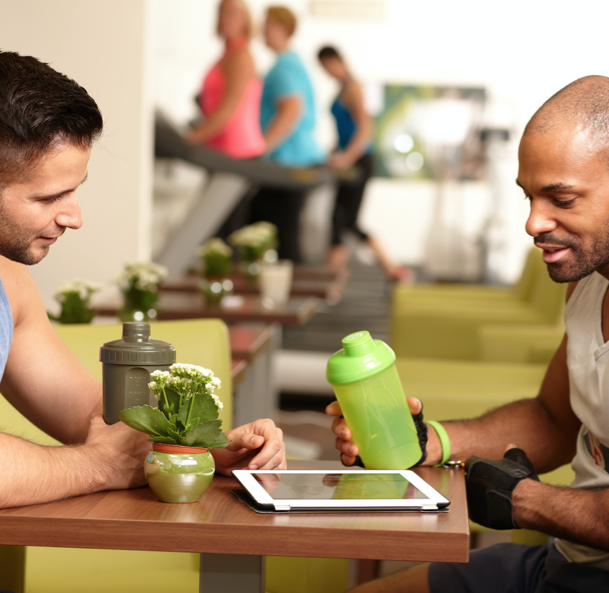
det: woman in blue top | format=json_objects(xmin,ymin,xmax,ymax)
[
  {"xmin": 318, "ymin": 46, "xmax": 409, "ymax": 281},
  {"xmin": 247, "ymin": 6, "xmax": 325, "ymax": 263}
]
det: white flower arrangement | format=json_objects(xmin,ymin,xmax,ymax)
[
  {"xmin": 49, "ymin": 278, "xmax": 104, "ymax": 324},
  {"xmin": 196, "ymin": 238, "xmax": 233, "ymax": 259},
  {"xmin": 54, "ymin": 279, "xmax": 103, "ymax": 302},
  {"xmin": 228, "ymin": 222, "xmax": 278, "ymax": 262},
  {"xmin": 116, "ymin": 261, "xmax": 168, "ymax": 292},
  {"xmin": 228, "ymin": 221, "xmax": 277, "ymax": 249},
  {"xmin": 120, "ymin": 362, "xmax": 228, "ymax": 449}
]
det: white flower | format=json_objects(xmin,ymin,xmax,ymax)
[
  {"xmin": 228, "ymin": 222, "xmax": 277, "ymax": 249},
  {"xmin": 197, "ymin": 238, "xmax": 233, "ymax": 258},
  {"xmin": 150, "ymin": 370, "xmax": 170, "ymax": 380},
  {"xmin": 54, "ymin": 278, "xmax": 103, "ymax": 302},
  {"xmin": 211, "ymin": 393, "xmax": 224, "ymax": 410},
  {"xmin": 116, "ymin": 261, "xmax": 168, "ymax": 292}
]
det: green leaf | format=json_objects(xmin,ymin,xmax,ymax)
[
  {"xmin": 181, "ymin": 420, "xmax": 225, "ymax": 448},
  {"xmin": 212, "ymin": 432, "xmax": 231, "ymax": 449},
  {"xmin": 119, "ymin": 405, "xmax": 173, "ymax": 437},
  {"xmin": 167, "ymin": 427, "xmax": 183, "ymax": 443},
  {"xmin": 177, "ymin": 393, "xmax": 219, "ymax": 429},
  {"xmin": 148, "ymin": 436, "xmax": 179, "ymax": 444}
]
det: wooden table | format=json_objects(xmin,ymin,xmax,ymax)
[
  {"xmin": 94, "ymin": 294, "xmax": 319, "ymax": 327},
  {"xmin": 161, "ymin": 267, "xmax": 349, "ymax": 304},
  {"xmin": 0, "ymin": 461, "xmax": 469, "ymax": 592}
]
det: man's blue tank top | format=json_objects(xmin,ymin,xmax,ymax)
[
  {"xmin": 330, "ymin": 97, "xmax": 372, "ymax": 154},
  {"xmin": 0, "ymin": 276, "xmax": 13, "ymax": 381}
]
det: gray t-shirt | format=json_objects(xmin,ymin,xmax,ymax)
[{"xmin": 556, "ymin": 272, "xmax": 609, "ymax": 568}]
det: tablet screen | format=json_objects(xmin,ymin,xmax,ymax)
[{"xmin": 253, "ymin": 472, "xmax": 428, "ymax": 500}]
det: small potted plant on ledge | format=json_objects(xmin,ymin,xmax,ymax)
[
  {"xmin": 120, "ymin": 363, "xmax": 229, "ymax": 503},
  {"xmin": 48, "ymin": 279, "xmax": 103, "ymax": 324},
  {"xmin": 196, "ymin": 238, "xmax": 234, "ymax": 305},
  {"xmin": 228, "ymin": 221, "xmax": 278, "ymax": 281},
  {"xmin": 116, "ymin": 261, "xmax": 168, "ymax": 322}
]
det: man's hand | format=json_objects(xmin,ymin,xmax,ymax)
[
  {"xmin": 85, "ymin": 414, "xmax": 151, "ymax": 491},
  {"xmin": 211, "ymin": 418, "xmax": 286, "ymax": 476},
  {"xmin": 326, "ymin": 397, "xmax": 429, "ymax": 466},
  {"xmin": 465, "ymin": 446, "xmax": 539, "ymax": 530},
  {"xmin": 327, "ymin": 151, "xmax": 352, "ymax": 171}
]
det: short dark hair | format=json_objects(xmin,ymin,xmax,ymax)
[
  {"xmin": 0, "ymin": 51, "xmax": 103, "ymax": 190},
  {"xmin": 317, "ymin": 46, "xmax": 342, "ymax": 62}
]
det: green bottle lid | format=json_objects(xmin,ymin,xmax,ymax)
[{"xmin": 326, "ymin": 330, "xmax": 396, "ymax": 385}]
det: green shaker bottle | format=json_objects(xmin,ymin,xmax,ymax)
[
  {"xmin": 326, "ymin": 331, "xmax": 422, "ymax": 469},
  {"xmin": 100, "ymin": 322, "xmax": 176, "ymax": 424}
]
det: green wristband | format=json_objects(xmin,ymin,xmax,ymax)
[{"xmin": 427, "ymin": 420, "xmax": 451, "ymax": 467}]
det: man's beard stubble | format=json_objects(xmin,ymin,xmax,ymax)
[
  {"xmin": 539, "ymin": 228, "xmax": 609, "ymax": 283},
  {"xmin": 0, "ymin": 203, "xmax": 49, "ymax": 266}
]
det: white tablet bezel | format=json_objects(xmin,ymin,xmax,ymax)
[{"xmin": 232, "ymin": 469, "xmax": 450, "ymax": 511}]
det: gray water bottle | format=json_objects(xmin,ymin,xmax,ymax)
[{"xmin": 100, "ymin": 322, "xmax": 176, "ymax": 424}]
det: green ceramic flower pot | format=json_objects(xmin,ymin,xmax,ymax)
[{"xmin": 144, "ymin": 443, "xmax": 215, "ymax": 503}]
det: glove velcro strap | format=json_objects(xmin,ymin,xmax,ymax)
[{"xmin": 466, "ymin": 456, "xmax": 538, "ymax": 530}]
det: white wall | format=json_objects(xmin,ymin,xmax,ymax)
[
  {"xmin": 0, "ymin": 0, "xmax": 154, "ymax": 311},
  {"xmin": 152, "ymin": 0, "xmax": 609, "ymax": 282}
]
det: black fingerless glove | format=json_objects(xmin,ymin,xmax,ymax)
[
  {"xmin": 341, "ymin": 406, "xmax": 429, "ymax": 468},
  {"xmin": 465, "ymin": 447, "xmax": 539, "ymax": 530}
]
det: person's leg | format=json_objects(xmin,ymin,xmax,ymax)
[
  {"xmin": 337, "ymin": 154, "xmax": 411, "ymax": 281},
  {"xmin": 248, "ymin": 186, "xmax": 306, "ymax": 263},
  {"xmin": 349, "ymin": 543, "xmax": 550, "ymax": 593},
  {"xmin": 350, "ymin": 563, "xmax": 430, "ymax": 593}
]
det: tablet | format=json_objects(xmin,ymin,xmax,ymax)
[{"xmin": 232, "ymin": 469, "xmax": 450, "ymax": 512}]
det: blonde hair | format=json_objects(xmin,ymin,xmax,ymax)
[
  {"xmin": 217, "ymin": 0, "xmax": 253, "ymax": 39},
  {"xmin": 266, "ymin": 6, "xmax": 297, "ymax": 37}
]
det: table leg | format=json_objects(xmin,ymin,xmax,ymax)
[{"xmin": 199, "ymin": 553, "xmax": 266, "ymax": 592}]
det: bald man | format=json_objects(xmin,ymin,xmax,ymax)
[{"xmin": 329, "ymin": 76, "xmax": 609, "ymax": 592}]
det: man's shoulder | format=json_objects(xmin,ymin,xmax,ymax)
[{"xmin": 0, "ymin": 256, "xmax": 40, "ymax": 324}]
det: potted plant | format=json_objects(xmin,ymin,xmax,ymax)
[
  {"xmin": 196, "ymin": 238, "xmax": 234, "ymax": 305},
  {"xmin": 119, "ymin": 363, "xmax": 229, "ymax": 503},
  {"xmin": 48, "ymin": 279, "xmax": 103, "ymax": 324},
  {"xmin": 228, "ymin": 221, "xmax": 278, "ymax": 281},
  {"xmin": 116, "ymin": 261, "xmax": 168, "ymax": 322}
]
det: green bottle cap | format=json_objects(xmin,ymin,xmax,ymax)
[{"xmin": 326, "ymin": 331, "xmax": 396, "ymax": 385}]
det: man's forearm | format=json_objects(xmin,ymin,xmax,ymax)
[
  {"xmin": 432, "ymin": 398, "xmax": 577, "ymax": 472},
  {"xmin": 0, "ymin": 432, "xmax": 106, "ymax": 509},
  {"xmin": 513, "ymin": 479, "xmax": 609, "ymax": 550}
]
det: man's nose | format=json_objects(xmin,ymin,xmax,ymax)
[
  {"xmin": 525, "ymin": 199, "xmax": 556, "ymax": 237},
  {"xmin": 55, "ymin": 195, "xmax": 82, "ymax": 230}
]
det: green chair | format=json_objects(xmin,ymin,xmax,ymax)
[
  {"xmin": 478, "ymin": 323, "xmax": 564, "ymax": 364},
  {"xmin": 391, "ymin": 252, "xmax": 567, "ymax": 361},
  {"xmin": 0, "ymin": 319, "xmax": 232, "ymax": 593},
  {"xmin": 393, "ymin": 248, "xmax": 542, "ymax": 305}
]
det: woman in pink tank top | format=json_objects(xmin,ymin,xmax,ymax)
[{"xmin": 185, "ymin": 0, "xmax": 265, "ymax": 159}]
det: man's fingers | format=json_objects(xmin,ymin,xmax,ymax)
[
  {"xmin": 331, "ymin": 416, "xmax": 351, "ymax": 441},
  {"xmin": 341, "ymin": 453, "xmax": 358, "ymax": 466},
  {"xmin": 325, "ymin": 401, "xmax": 342, "ymax": 417},
  {"xmin": 227, "ymin": 432, "xmax": 265, "ymax": 451},
  {"xmin": 248, "ymin": 440, "xmax": 285, "ymax": 470},
  {"xmin": 406, "ymin": 397, "xmax": 422, "ymax": 416},
  {"xmin": 335, "ymin": 436, "xmax": 358, "ymax": 458}
]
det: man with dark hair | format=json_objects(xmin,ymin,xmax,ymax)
[
  {"xmin": 0, "ymin": 51, "xmax": 286, "ymax": 510},
  {"xmin": 330, "ymin": 75, "xmax": 609, "ymax": 591}
]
